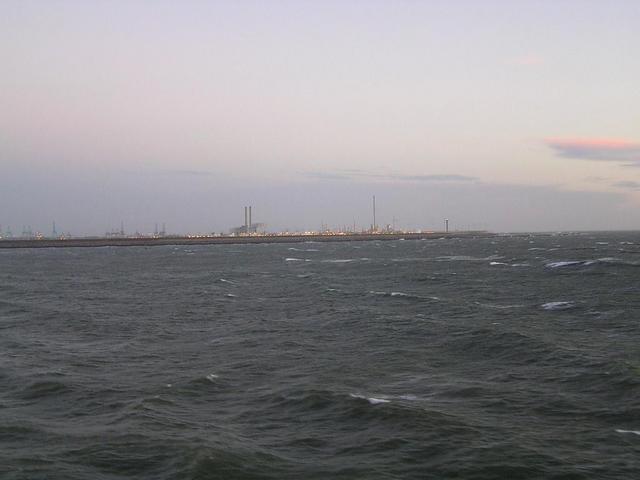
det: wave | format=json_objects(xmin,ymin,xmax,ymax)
[
  {"xmin": 368, "ymin": 291, "xmax": 437, "ymax": 301},
  {"xmin": 15, "ymin": 380, "xmax": 73, "ymax": 400},
  {"xmin": 476, "ymin": 302, "xmax": 524, "ymax": 310},
  {"xmin": 437, "ymin": 255, "xmax": 504, "ymax": 262},
  {"xmin": 390, "ymin": 257, "xmax": 429, "ymax": 263},
  {"xmin": 616, "ymin": 429, "xmax": 640, "ymax": 436},
  {"xmin": 261, "ymin": 388, "xmax": 457, "ymax": 434},
  {"xmin": 545, "ymin": 260, "xmax": 587, "ymax": 268},
  {"xmin": 546, "ymin": 258, "xmax": 640, "ymax": 269},
  {"xmin": 352, "ymin": 393, "xmax": 426, "ymax": 403},
  {"xmin": 398, "ymin": 394, "xmax": 420, "ymax": 401},
  {"xmin": 0, "ymin": 423, "xmax": 42, "ymax": 440},
  {"xmin": 180, "ymin": 374, "xmax": 228, "ymax": 395},
  {"xmin": 542, "ymin": 301, "xmax": 575, "ymax": 311},
  {"xmin": 442, "ymin": 328, "xmax": 566, "ymax": 366},
  {"xmin": 349, "ymin": 393, "xmax": 390, "ymax": 405},
  {"xmin": 183, "ymin": 445, "xmax": 292, "ymax": 480}
]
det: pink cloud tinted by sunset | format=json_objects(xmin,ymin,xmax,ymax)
[{"xmin": 545, "ymin": 138, "xmax": 640, "ymax": 165}]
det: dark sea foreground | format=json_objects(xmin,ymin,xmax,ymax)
[{"xmin": 1, "ymin": 232, "xmax": 639, "ymax": 479}]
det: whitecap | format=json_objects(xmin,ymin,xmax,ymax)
[
  {"xmin": 510, "ymin": 263, "xmax": 530, "ymax": 267},
  {"xmin": 542, "ymin": 301, "xmax": 575, "ymax": 310},
  {"xmin": 349, "ymin": 393, "xmax": 390, "ymax": 404},
  {"xmin": 595, "ymin": 257, "xmax": 620, "ymax": 264},
  {"xmin": 546, "ymin": 258, "xmax": 628, "ymax": 268},
  {"xmin": 615, "ymin": 429, "xmax": 640, "ymax": 436},
  {"xmin": 545, "ymin": 260, "xmax": 585, "ymax": 268},
  {"xmin": 224, "ymin": 293, "xmax": 237, "ymax": 298},
  {"xmin": 398, "ymin": 394, "xmax": 419, "ymax": 401},
  {"xmin": 369, "ymin": 290, "xmax": 411, "ymax": 298},
  {"xmin": 205, "ymin": 374, "xmax": 218, "ymax": 381},
  {"xmin": 219, "ymin": 278, "xmax": 235, "ymax": 284},
  {"xmin": 285, "ymin": 258, "xmax": 304, "ymax": 262},
  {"xmin": 489, "ymin": 261, "xmax": 508, "ymax": 266},
  {"xmin": 367, "ymin": 397, "xmax": 390, "ymax": 404},
  {"xmin": 321, "ymin": 259, "xmax": 355, "ymax": 263}
]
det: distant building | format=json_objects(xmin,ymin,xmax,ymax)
[
  {"xmin": 230, "ymin": 205, "xmax": 266, "ymax": 235},
  {"xmin": 230, "ymin": 223, "xmax": 266, "ymax": 236}
]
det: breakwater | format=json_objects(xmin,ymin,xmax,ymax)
[{"xmin": 0, "ymin": 231, "xmax": 491, "ymax": 249}]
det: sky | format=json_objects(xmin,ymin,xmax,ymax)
[{"xmin": 1, "ymin": 0, "xmax": 639, "ymax": 235}]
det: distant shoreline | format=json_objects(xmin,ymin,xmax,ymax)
[{"xmin": 0, "ymin": 231, "xmax": 492, "ymax": 249}]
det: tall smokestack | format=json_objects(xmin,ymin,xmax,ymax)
[
  {"xmin": 373, "ymin": 195, "xmax": 376, "ymax": 232},
  {"xmin": 249, "ymin": 206, "xmax": 252, "ymax": 230},
  {"xmin": 244, "ymin": 206, "xmax": 248, "ymax": 231}
]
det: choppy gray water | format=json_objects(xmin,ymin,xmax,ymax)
[{"xmin": 1, "ymin": 232, "xmax": 640, "ymax": 479}]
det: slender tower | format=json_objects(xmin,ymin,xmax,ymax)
[
  {"xmin": 249, "ymin": 206, "xmax": 252, "ymax": 232},
  {"xmin": 373, "ymin": 195, "xmax": 377, "ymax": 232},
  {"xmin": 244, "ymin": 207, "xmax": 248, "ymax": 233},
  {"xmin": 445, "ymin": 219, "xmax": 449, "ymax": 233}
]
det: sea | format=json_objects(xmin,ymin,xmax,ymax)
[{"xmin": 1, "ymin": 232, "xmax": 639, "ymax": 479}]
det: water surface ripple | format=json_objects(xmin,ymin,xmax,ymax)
[{"xmin": 1, "ymin": 232, "xmax": 639, "ymax": 479}]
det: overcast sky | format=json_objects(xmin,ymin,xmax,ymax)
[{"xmin": 1, "ymin": 0, "xmax": 639, "ymax": 235}]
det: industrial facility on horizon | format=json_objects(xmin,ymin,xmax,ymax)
[
  {"xmin": 230, "ymin": 206, "xmax": 266, "ymax": 236},
  {"xmin": 1, "ymin": 197, "xmax": 466, "ymax": 241}
]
